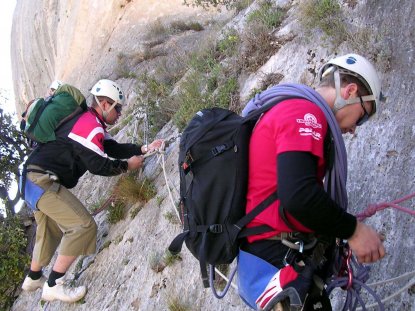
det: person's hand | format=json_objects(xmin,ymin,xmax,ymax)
[
  {"xmin": 145, "ymin": 139, "xmax": 164, "ymax": 153},
  {"xmin": 347, "ymin": 221, "xmax": 385, "ymax": 263},
  {"xmin": 127, "ymin": 155, "xmax": 144, "ymax": 171}
]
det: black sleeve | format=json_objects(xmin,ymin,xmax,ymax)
[
  {"xmin": 103, "ymin": 139, "xmax": 143, "ymax": 159},
  {"xmin": 73, "ymin": 141, "xmax": 129, "ymax": 177},
  {"xmin": 277, "ymin": 151, "xmax": 356, "ymax": 239}
]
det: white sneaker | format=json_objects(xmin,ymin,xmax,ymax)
[
  {"xmin": 21, "ymin": 275, "xmax": 47, "ymax": 291},
  {"xmin": 41, "ymin": 277, "xmax": 87, "ymax": 303}
]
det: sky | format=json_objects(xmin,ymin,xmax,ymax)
[
  {"xmin": 0, "ymin": 1, "xmax": 16, "ymax": 114},
  {"xmin": 1, "ymin": 1, "xmax": 20, "ymax": 214}
]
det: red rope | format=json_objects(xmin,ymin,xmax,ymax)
[
  {"xmin": 356, "ymin": 192, "xmax": 415, "ymax": 221},
  {"xmin": 91, "ymin": 194, "xmax": 116, "ymax": 216}
]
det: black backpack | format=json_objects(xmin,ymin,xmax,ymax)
[{"xmin": 168, "ymin": 95, "xmax": 301, "ymax": 292}]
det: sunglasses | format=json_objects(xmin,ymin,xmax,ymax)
[
  {"xmin": 356, "ymin": 96, "xmax": 370, "ymax": 126},
  {"xmin": 114, "ymin": 104, "xmax": 122, "ymax": 114}
]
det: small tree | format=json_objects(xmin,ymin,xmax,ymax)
[
  {"xmin": 0, "ymin": 107, "xmax": 29, "ymax": 217},
  {"xmin": 0, "ymin": 91, "xmax": 32, "ymax": 309}
]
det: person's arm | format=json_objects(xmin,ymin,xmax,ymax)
[
  {"xmin": 278, "ymin": 151, "xmax": 385, "ymax": 263},
  {"xmin": 103, "ymin": 139, "xmax": 143, "ymax": 159},
  {"xmin": 103, "ymin": 138, "xmax": 164, "ymax": 159},
  {"xmin": 277, "ymin": 151, "xmax": 356, "ymax": 238},
  {"xmin": 72, "ymin": 140, "xmax": 143, "ymax": 176}
]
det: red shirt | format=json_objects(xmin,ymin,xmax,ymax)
[{"xmin": 246, "ymin": 99, "xmax": 328, "ymax": 242}]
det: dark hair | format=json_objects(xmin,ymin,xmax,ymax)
[{"xmin": 318, "ymin": 68, "xmax": 370, "ymax": 96}]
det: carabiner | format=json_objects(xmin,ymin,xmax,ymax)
[{"xmin": 345, "ymin": 248, "xmax": 353, "ymax": 289}]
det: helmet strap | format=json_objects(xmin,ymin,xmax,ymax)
[
  {"xmin": 333, "ymin": 69, "xmax": 347, "ymax": 113},
  {"xmin": 95, "ymin": 95, "xmax": 109, "ymax": 122},
  {"xmin": 332, "ymin": 69, "xmax": 373, "ymax": 113}
]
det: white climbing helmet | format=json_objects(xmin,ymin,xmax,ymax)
[
  {"xmin": 90, "ymin": 79, "xmax": 124, "ymax": 105},
  {"xmin": 319, "ymin": 54, "xmax": 382, "ymax": 114},
  {"xmin": 49, "ymin": 80, "xmax": 63, "ymax": 90}
]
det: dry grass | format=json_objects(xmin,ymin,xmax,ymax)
[
  {"xmin": 166, "ymin": 296, "xmax": 190, "ymax": 311},
  {"xmin": 113, "ymin": 175, "xmax": 157, "ymax": 205},
  {"xmin": 238, "ymin": 23, "xmax": 281, "ymax": 72},
  {"xmin": 170, "ymin": 21, "xmax": 204, "ymax": 33}
]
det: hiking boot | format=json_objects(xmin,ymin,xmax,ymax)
[
  {"xmin": 41, "ymin": 277, "xmax": 87, "ymax": 303},
  {"xmin": 21, "ymin": 275, "xmax": 47, "ymax": 291},
  {"xmin": 256, "ymin": 261, "xmax": 314, "ymax": 311}
]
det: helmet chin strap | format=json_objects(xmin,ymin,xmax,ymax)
[
  {"xmin": 332, "ymin": 69, "xmax": 369, "ymax": 113},
  {"xmin": 95, "ymin": 96, "xmax": 109, "ymax": 123}
]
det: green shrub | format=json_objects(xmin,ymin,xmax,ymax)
[
  {"xmin": 172, "ymin": 71, "xmax": 209, "ymax": 130},
  {"xmin": 232, "ymin": 0, "xmax": 254, "ymax": 12},
  {"xmin": 172, "ymin": 42, "xmax": 240, "ymax": 129},
  {"xmin": 0, "ymin": 218, "xmax": 30, "ymax": 310},
  {"xmin": 217, "ymin": 32, "xmax": 240, "ymax": 57},
  {"xmin": 136, "ymin": 73, "xmax": 175, "ymax": 141},
  {"xmin": 238, "ymin": 2, "xmax": 287, "ymax": 72},
  {"xmin": 299, "ymin": 0, "xmax": 347, "ymax": 45},
  {"xmin": 216, "ymin": 77, "xmax": 238, "ymax": 108},
  {"xmin": 247, "ymin": 0, "xmax": 285, "ymax": 29},
  {"xmin": 107, "ymin": 200, "xmax": 126, "ymax": 224}
]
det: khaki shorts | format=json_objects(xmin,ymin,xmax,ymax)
[{"xmin": 28, "ymin": 166, "xmax": 97, "ymax": 266}]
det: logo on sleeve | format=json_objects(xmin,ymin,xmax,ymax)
[
  {"xmin": 296, "ymin": 113, "xmax": 322, "ymax": 141},
  {"xmin": 296, "ymin": 113, "xmax": 322, "ymax": 128}
]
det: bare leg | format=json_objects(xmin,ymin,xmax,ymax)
[
  {"xmin": 30, "ymin": 259, "xmax": 42, "ymax": 272},
  {"xmin": 52, "ymin": 255, "xmax": 77, "ymax": 273}
]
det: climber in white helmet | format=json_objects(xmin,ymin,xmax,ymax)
[
  {"xmin": 21, "ymin": 78, "xmax": 163, "ymax": 303},
  {"xmin": 46, "ymin": 80, "xmax": 63, "ymax": 97},
  {"xmin": 239, "ymin": 54, "xmax": 385, "ymax": 311}
]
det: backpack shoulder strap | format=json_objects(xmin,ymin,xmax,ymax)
[{"xmin": 236, "ymin": 191, "xmax": 278, "ymax": 239}]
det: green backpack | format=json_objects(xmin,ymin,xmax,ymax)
[{"xmin": 24, "ymin": 84, "xmax": 87, "ymax": 143}]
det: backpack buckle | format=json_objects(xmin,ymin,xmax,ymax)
[
  {"xmin": 211, "ymin": 144, "xmax": 227, "ymax": 157},
  {"xmin": 182, "ymin": 152, "xmax": 194, "ymax": 174},
  {"xmin": 209, "ymin": 224, "xmax": 223, "ymax": 233}
]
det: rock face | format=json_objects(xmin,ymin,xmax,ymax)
[
  {"xmin": 11, "ymin": 0, "xmax": 227, "ymax": 114},
  {"xmin": 10, "ymin": 1, "xmax": 415, "ymax": 311}
]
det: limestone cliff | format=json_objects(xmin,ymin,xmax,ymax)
[{"xmin": 10, "ymin": 0, "xmax": 415, "ymax": 310}]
